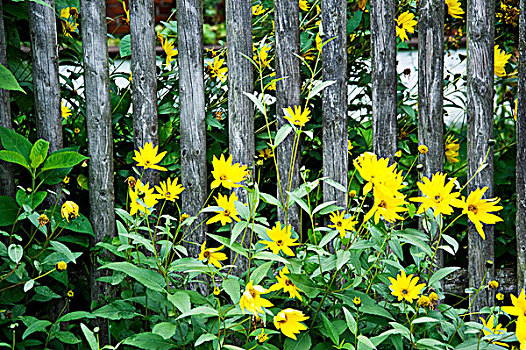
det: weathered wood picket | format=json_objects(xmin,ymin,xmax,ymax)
[{"xmin": 18, "ymin": 0, "xmax": 526, "ymax": 325}]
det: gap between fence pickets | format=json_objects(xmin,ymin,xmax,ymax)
[{"xmin": 443, "ymin": 267, "xmax": 516, "ymax": 295}]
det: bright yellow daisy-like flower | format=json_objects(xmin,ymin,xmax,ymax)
[
  {"xmin": 158, "ymin": 34, "xmax": 178, "ymax": 67},
  {"xmin": 240, "ymin": 280, "xmax": 274, "ymax": 316},
  {"xmin": 353, "ymin": 152, "xmax": 404, "ymax": 196},
  {"xmin": 206, "ymin": 192, "xmax": 241, "ymax": 226},
  {"xmin": 269, "ymin": 266, "xmax": 303, "ymax": 301},
  {"xmin": 210, "ymin": 154, "xmax": 248, "ymax": 189},
  {"xmin": 61, "ymin": 201, "xmax": 79, "ymax": 222},
  {"xmin": 258, "ymin": 148, "xmax": 273, "ymax": 160},
  {"xmin": 445, "ymin": 135, "xmax": 460, "ymax": 164},
  {"xmin": 253, "ymin": 44, "xmax": 272, "ymax": 68},
  {"xmin": 494, "ymin": 45, "xmax": 512, "ymax": 78},
  {"xmin": 502, "ymin": 289, "xmax": 526, "ymax": 317},
  {"xmin": 364, "ymin": 184, "xmax": 408, "ymax": 224},
  {"xmin": 133, "ymin": 142, "xmax": 167, "ymax": 171},
  {"xmin": 61, "ymin": 19, "xmax": 79, "ymax": 38},
  {"xmin": 388, "ymin": 269, "xmax": 426, "ymax": 303},
  {"xmin": 257, "ymin": 329, "xmax": 269, "ymax": 343},
  {"xmin": 252, "ymin": 4, "xmax": 266, "ymax": 16},
  {"xmin": 461, "ymin": 187, "xmax": 503, "ymax": 240},
  {"xmin": 260, "ymin": 222, "xmax": 299, "ymax": 256},
  {"xmin": 328, "ymin": 210, "xmax": 357, "ymax": 239},
  {"xmin": 299, "ymin": 0, "xmax": 309, "ymax": 11},
  {"xmin": 409, "ymin": 172, "xmax": 463, "ymax": 218},
  {"xmin": 198, "ymin": 241, "xmax": 227, "ymax": 269},
  {"xmin": 283, "ymin": 105, "xmax": 311, "ymax": 128},
  {"xmin": 129, "ymin": 180, "xmax": 158, "ymax": 216},
  {"xmin": 517, "ymin": 316, "xmax": 526, "ymax": 350},
  {"xmin": 56, "ymin": 261, "xmax": 68, "ymax": 271},
  {"xmin": 206, "ymin": 55, "xmax": 228, "ymax": 83},
  {"xmin": 273, "ymin": 308, "xmax": 309, "ymax": 340},
  {"xmin": 418, "ymin": 145, "xmax": 428, "ymax": 154},
  {"xmin": 445, "ymin": 0, "xmax": 464, "ymax": 19},
  {"xmin": 479, "ymin": 315, "xmax": 508, "ymax": 347},
  {"xmin": 154, "ymin": 177, "xmax": 185, "ymax": 202},
  {"xmin": 61, "ymin": 101, "xmax": 72, "ymax": 120},
  {"xmin": 395, "ymin": 11, "xmax": 417, "ymax": 42}
]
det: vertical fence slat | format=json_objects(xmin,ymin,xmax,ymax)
[
  {"xmin": 467, "ymin": 0, "xmax": 495, "ymax": 318},
  {"xmin": 0, "ymin": 0, "xmax": 14, "ymax": 198},
  {"xmin": 130, "ymin": 0, "xmax": 158, "ymax": 186},
  {"xmin": 370, "ymin": 0, "xmax": 397, "ymax": 159},
  {"xmin": 28, "ymin": 0, "xmax": 63, "ymax": 153},
  {"xmin": 226, "ymin": 0, "xmax": 253, "ymax": 271},
  {"xmin": 177, "ymin": 0, "xmax": 207, "ymax": 282},
  {"xmin": 275, "ymin": 0, "xmax": 301, "ymax": 232},
  {"xmin": 517, "ymin": 0, "xmax": 526, "ymax": 291},
  {"xmin": 322, "ymin": 0, "xmax": 348, "ymax": 210},
  {"xmin": 80, "ymin": 0, "xmax": 115, "ymax": 340}
]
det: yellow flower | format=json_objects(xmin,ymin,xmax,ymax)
[
  {"xmin": 429, "ymin": 292, "xmax": 439, "ymax": 303},
  {"xmin": 480, "ymin": 315, "xmax": 508, "ymax": 347},
  {"xmin": 210, "ymin": 154, "xmax": 248, "ymax": 189},
  {"xmin": 461, "ymin": 187, "xmax": 503, "ymax": 240},
  {"xmin": 240, "ymin": 280, "xmax": 273, "ymax": 316},
  {"xmin": 364, "ymin": 184, "xmax": 408, "ymax": 224},
  {"xmin": 496, "ymin": 293, "xmax": 505, "ymax": 301},
  {"xmin": 409, "ymin": 172, "xmax": 463, "ymax": 217},
  {"xmin": 502, "ymin": 289, "xmax": 526, "ymax": 317},
  {"xmin": 388, "ymin": 269, "xmax": 426, "ymax": 303},
  {"xmin": 269, "ymin": 266, "xmax": 303, "ymax": 301},
  {"xmin": 395, "ymin": 150, "xmax": 402, "ymax": 158},
  {"xmin": 445, "ymin": 0, "xmax": 464, "ymax": 19},
  {"xmin": 517, "ymin": 316, "xmax": 526, "ymax": 349},
  {"xmin": 445, "ymin": 135, "xmax": 460, "ymax": 164},
  {"xmin": 206, "ymin": 56, "xmax": 228, "ymax": 83},
  {"xmin": 61, "ymin": 201, "xmax": 79, "ymax": 222},
  {"xmin": 349, "ymin": 190, "xmax": 357, "ymax": 198},
  {"xmin": 257, "ymin": 329, "xmax": 269, "ymax": 343},
  {"xmin": 198, "ymin": 241, "xmax": 227, "ymax": 269},
  {"xmin": 417, "ymin": 295, "xmax": 431, "ymax": 307},
  {"xmin": 353, "ymin": 296, "xmax": 361, "ymax": 307},
  {"xmin": 124, "ymin": 176, "xmax": 136, "ymax": 188},
  {"xmin": 283, "ymin": 105, "xmax": 311, "ymax": 127},
  {"xmin": 418, "ymin": 145, "xmax": 428, "ymax": 154},
  {"xmin": 133, "ymin": 142, "xmax": 167, "ymax": 171},
  {"xmin": 61, "ymin": 101, "xmax": 72, "ymax": 119},
  {"xmin": 328, "ymin": 211, "xmax": 357, "ymax": 239},
  {"xmin": 67, "ymin": 290, "xmax": 74, "ymax": 298},
  {"xmin": 299, "ymin": 0, "xmax": 309, "ymax": 11},
  {"xmin": 74, "ymin": 128, "xmax": 80, "ymax": 134},
  {"xmin": 252, "ymin": 4, "xmax": 266, "ymax": 16},
  {"xmin": 38, "ymin": 214, "xmax": 49, "ymax": 227},
  {"xmin": 495, "ymin": 45, "xmax": 512, "ymax": 77},
  {"xmin": 273, "ymin": 308, "xmax": 309, "ymax": 340},
  {"xmin": 181, "ymin": 213, "xmax": 190, "ymax": 221},
  {"xmin": 56, "ymin": 261, "xmax": 68, "ymax": 271},
  {"xmin": 253, "ymin": 44, "xmax": 272, "ymax": 68},
  {"xmin": 489, "ymin": 280, "xmax": 499, "ymax": 289},
  {"xmin": 395, "ymin": 11, "xmax": 417, "ymax": 42},
  {"xmin": 60, "ymin": 7, "xmax": 71, "ymax": 20},
  {"xmin": 129, "ymin": 180, "xmax": 158, "ymax": 216},
  {"xmin": 154, "ymin": 177, "xmax": 185, "ymax": 202},
  {"xmin": 63, "ymin": 176, "xmax": 70, "ymax": 184},
  {"xmin": 348, "ymin": 140, "xmax": 353, "ymax": 155},
  {"xmin": 61, "ymin": 20, "xmax": 78, "ymax": 38},
  {"xmin": 353, "ymin": 152, "xmax": 404, "ymax": 196},
  {"xmin": 358, "ymin": 0, "xmax": 367, "ymax": 10},
  {"xmin": 159, "ymin": 34, "xmax": 178, "ymax": 67},
  {"xmin": 315, "ymin": 32, "xmax": 322, "ymax": 52},
  {"xmin": 260, "ymin": 222, "xmax": 299, "ymax": 256},
  {"xmin": 258, "ymin": 148, "xmax": 273, "ymax": 160},
  {"xmin": 206, "ymin": 192, "xmax": 241, "ymax": 226}
]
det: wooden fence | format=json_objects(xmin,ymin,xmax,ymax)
[{"xmin": 0, "ymin": 0, "xmax": 525, "ymax": 322}]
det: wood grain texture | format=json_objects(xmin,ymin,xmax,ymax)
[
  {"xmin": 130, "ymin": 0, "xmax": 159, "ymax": 187},
  {"xmin": 28, "ymin": 0, "xmax": 63, "ymax": 153},
  {"xmin": 177, "ymin": 0, "xmax": 207, "ymax": 287},
  {"xmin": 370, "ymin": 0, "xmax": 397, "ymax": 157},
  {"xmin": 322, "ymin": 0, "xmax": 348, "ymax": 211},
  {"xmin": 466, "ymin": 0, "xmax": 495, "ymax": 319},
  {"xmin": 80, "ymin": 0, "xmax": 115, "ymax": 328},
  {"xmin": 370, "ymin": 0, "xmax": 397, "ymax": 159},
  {"xmin": 517, "ymin": 0, "xmax": 526, "ymax": 291},
  {"xmin": 275, "ymin": 0, "xmax": 301, "ymax": 233},
  {"xmin": 226, "ymin": 0, "xmax": 254, "ymax": 273},
  {"xmin": 0, "ymin": 0, "xmax": 14, "ymax": 198}
]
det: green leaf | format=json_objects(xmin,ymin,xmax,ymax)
[
  {"xmin": 16, "ymin": 190, "xmax": 47, "ymax": 210},
  {"xmin": 0, "ymin": 150, "xmax": 30, "ymax": 169},
  {"xmin": 93, "ymin": 300, "xmax": 141, "ymax": 320},
  {"xmin": 8, "ymin": 244, "xmax": 23, "ymax": 264},
  {"xmin": 101, "ymin": 262, "xmax": 166, "ymax": 292},
  {"xmin": 321, "ymin": 313, "xmax": 339, "ymax": 345},
  {"xmin": 252, "ymin": 251, "xmax": 289, "ymax": 265},
  {"xmin": 223, "ymin": 278, "xmax": 241, "ymax": 303},
  {"xmin": 176, "ymin": 306, "xmax": 219, "ymax": 320},
  {"xmin": 58, "ymin": 311, "xmax": 95, "ymax": 323},
  {"xmin": 32, "ymin": 286, "xmax": 61, "ymax": 302},
  {"xmin": 41, "ymin": 151, "xmax": 88, "ymax": 171},
  {"xmin": 50, "ymin": 241, "xmax": 77, "ymax": 263},
  {"xmin": 0, "ymin": 127, "xmax": 32, "ymax": 159},
  {"xmin": 323, "ymin": 178, "xmax": 347, "ymax": 193},
  {"xmin": 243, "ymin": 91, "xmax": 266, "ymax": 116},
  {"xmin": 0, "ymin": 196, "xmax": 18, "ymax": 226},
  {"xmin": 152, "ymin": 322, "xmax": 177, "ymax": 340},
  {"xmin": 312, "ymin": 201, "xmax": 337, "ymax": 215},
  {"xmin": 360, "ymin": 303, "xmax": 394, "ymax": 320},
  {"xmin": 119, "ymin": 34, "xmax": 131, "ymax": 57},
  {"xmin": 307, "ymin": 80, "xmax": 336, "ymax": 100},
  {"xmin": 22, "ymin": 319, "xmax": 51, "ymax": 339},
  {"xmin": 336, "ymin": 250, "xmax": 350, "ymax": 271},
  {"xmin": 123, "ymin": 332, "xmax": 177, "ymax": 350},
  {"xmin": 288, "ymin": 274, "xmax": 322, "ymax": 298},
  {"xmin": 284, "ymin": 332, "xmax": 311, "ymax": 350},
  {"xmin": 412, "ymin": 317, "xmax": 440, "ymax": 324},
  {"xmin": 29, "ymin": 139, "xmax": 49, "ymax": 168},
  {"xmin": 207, "ymin": 233, "xmax": 248, "ymax": 258},
  {"xmin": 343, "ymin": 307, "xmax": 357, "ymax": 335},
  {"xmin": 195, "ymin": 333, "xmax": 217, "ymax": 346},
  {"xmin": 231, "ymin": 221, "xmax": 249, "ymax": 246},
  {"xmin": 167, "ymin": 291, "xmax": 191, "ymax": 314},
  {"xmin": 80, "ymin": 324, "xmax": 98, "ymax": 350},
  {"xmin": 0, "ymin": 63, "xmax": 24, "ymax": 92},
  {"xmin": 357, "ymin": 335, "xmax": 377, "ymax": 349},
  {"xmin": 250, "ymin": 261, "xmax": 272, "ymax": 285},
  {"xmin": 428, "ymin": 266, "xmax": 460, "ymax": 287},
  {"xmin": 57, "ymin": 213, "xmax": 94, "ymax": 236},
  {"xmin": 259, "ymin": 192, "xmax": 283, "ymax": 209},
  {"xmin": 274, "ymin": 124, "xmax": 293, "ymax": 148},
  {"xmin": 54, "ymin": 331, "xmax": 81, "ymax": 344}
]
